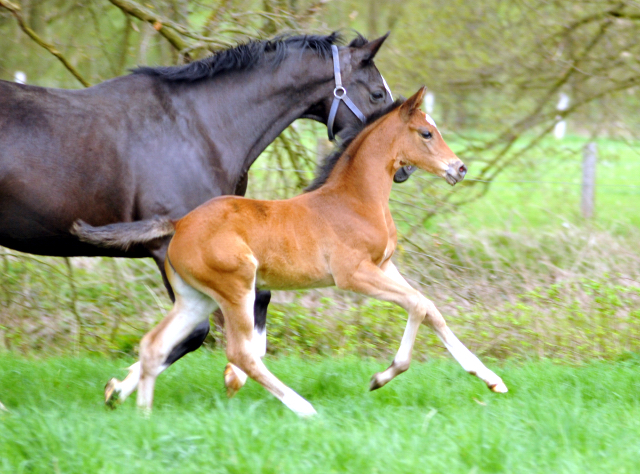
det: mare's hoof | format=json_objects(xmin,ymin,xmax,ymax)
[
  {"xmin": 104, "ymin": 378, "xmax": 121, "ymax": 409},
  {"xmin": 489, "ymin": 380, "xmax": 508, "ymax": 393},
  {"xmin": 224, "ymin": 364, "xmax": 243, "ymax": 398}
]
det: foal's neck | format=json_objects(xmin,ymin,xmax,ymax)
[{"xmin": 321, "ymin": 118, "xmax": 400, "ymax": 208}]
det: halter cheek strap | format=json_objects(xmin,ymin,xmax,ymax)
[
  {"xmin": 327, "ymin": 45, "xmax": 367, "ymax": 141},
  {"xmin": 326, "ymin": 45, "xmax": 411, "ymax": 182}
]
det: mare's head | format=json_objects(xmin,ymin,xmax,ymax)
[
  {"xmin": 302, "ymin": 33, "xmax": 393, "ymax": 133},
  {"xmin": 392, "ymin": 87, "xmax": 466, "ymax": 186}
]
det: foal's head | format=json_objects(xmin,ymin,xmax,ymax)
[{"xmin": 393, "ymin": 87, "xmax": 466, "ymax": 186}]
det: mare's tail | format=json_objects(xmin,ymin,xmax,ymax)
[{"xmin": 71, "ymin": 217, "xmax": 176, "ymax": 250}]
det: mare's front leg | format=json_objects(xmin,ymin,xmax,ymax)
[{"xmin": 336, "ymin": 260, "xmax": 507, "ymax": 393}]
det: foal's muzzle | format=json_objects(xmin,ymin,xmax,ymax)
[{"xmin": 445, "ymin": 161, "xmax": 467, "ymax": 186}]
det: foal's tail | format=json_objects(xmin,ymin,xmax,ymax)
[{"xmin": 71, "ymin": 217, "xmax": 176, "ymax": 250}]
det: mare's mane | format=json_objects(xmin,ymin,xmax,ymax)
[
  {"xmin": 133, "ymin": 33, "xmax": 368, "ymax": 83},
  {"xmin": 305, "ymin": 98, "xmax": 406, "ymax": 192}
]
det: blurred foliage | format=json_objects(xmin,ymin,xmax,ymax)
[{"xmin": 2, "ymin": 221, "xmax": 639, "ymax": 361}]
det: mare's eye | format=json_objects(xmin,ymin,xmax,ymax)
[
  {"xmin": 370, "ymin": 91, "xmax": 384, "ymax": 102},
  {"xmin": 419, "ymin": 130, "xmax": 432, "ymax": 139}
]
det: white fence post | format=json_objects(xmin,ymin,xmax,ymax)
[
  {"xmin": 423, "ymin": 91, "xmax": 435, "ymax": 115},
  {"xmin": 554, "ymin": 92, "xmax": 570, "ymax": 139},
  {"xmin": 581, "ymin": 142, "xmax": 597, "ymax": 219},
  {"xmin": 14, "ymin": 71, "xmax": 26, "ymax": 84}
]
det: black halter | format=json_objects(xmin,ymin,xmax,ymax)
[{"xmin": 326, "ymin": 45, "xmax": 394, "ymax": 141}]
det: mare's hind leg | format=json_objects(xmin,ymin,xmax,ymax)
[
  {"xmin": 224, "ymin": 290, "xmax": 270, "ymax": 397},
  {"xmin": 336, "ymin": 260, "xmax": 506, "ymax": 393},
  {"xmin": 136, "ymin": 272, "xmax": 217, "ymax": 411},
  {"xmin": 221, "ymin": 291, "xmax": 316, "ymax": 416}
]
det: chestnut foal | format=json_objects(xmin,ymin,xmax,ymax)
[{"xmin": 74, "ymin": 87, "xmax": 506, "ymax": 416}]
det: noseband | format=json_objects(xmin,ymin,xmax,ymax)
[{"xmin": 327, "ymin": 45, "xmax": 394, "ymax": 141}]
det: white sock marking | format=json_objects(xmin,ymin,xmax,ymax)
[
  {"xmin": 281, "ymin": 387, "xmax": 317, "ymax": 417},
  {"xmin": 116, "ymin": 362, "xmax": 141, "ymax": 401},
  {"xmin": 253, "ymin": 326, "xmax": 267, "ymax": 358}
]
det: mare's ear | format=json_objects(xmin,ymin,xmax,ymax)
[
  {"xmin": 399, "ymin": 86, "xmax": 427, "ymax": 122},
  {"xmin": 351, "ymin": 32, "xmax": 390, "ymax": 63}
]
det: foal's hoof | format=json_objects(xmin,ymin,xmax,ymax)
[
  {"xmin": 369, "ymin": 373, "xmax": 384, "ymax": 391},
  {"xmin": 104, "ymin": 378, "xmax": 122, "ymax": 409},
  {"xmin": 488, "ymin": 380, "xmax": 508, "ymax": 393},
  {"xmin": 224, "ymin": 364, "xmax": 244, "ymax": 398}
]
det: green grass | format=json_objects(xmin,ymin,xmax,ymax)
[{"xmin": 2, "ymin": 351, "xmax": 640, "ymax": 473}]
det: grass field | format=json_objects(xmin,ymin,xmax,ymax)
[{"xmin": 2, "ymin": 351, "xmax": 640, "ymax": 473}]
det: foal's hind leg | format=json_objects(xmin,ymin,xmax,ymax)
[
  {"xmin": 104, "ymin": 247, "xmax": 212, "ymax": 407},
  {"xmin": 336, "ymin": 260, "xmax": 506, "ymax": 393},
  {"xmin": 105, "ymin": 319, "xmax": 210, "ymax": 407},
  {"xmin": 224, "ymin": 290, "xmax": 270, "ymax": 397},
  {"xmin": 136, "ymin": 273, "xmax": 217, "ymax": 411},
  {"xmin": 104, "ymin": 290, "xmax": 270, "ymax": 406},
  {"xmin": 221, "ymin": 292, "xmax": 316, "ymax": 416}
]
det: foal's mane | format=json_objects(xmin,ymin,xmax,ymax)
[
  {"xmin": 305, "ymin": 99, "xmax": 405, "ymax": 192},
  {"xmin": 133, "ymin": 33, "xmax": 368, "ymax": 82}
]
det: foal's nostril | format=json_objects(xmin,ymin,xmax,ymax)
[{"xmin": 459, "ymin": 164, "xmax": 467, "ymax": 177}]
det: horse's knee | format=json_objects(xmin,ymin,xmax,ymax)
[
  {"xmin": 139, "ymin": 328, "xmax": 169, "ymax": 373},
  {"xmin": 393, "ymin": 358, "xmax": 411, "ymax": 374},
  {"xmin": 139, "ymin": 333, "xmax": 159, "ymax": 372},
  {"xmin": 225, "ymin": 340, "xmax": 245, "ymax": 366},
  {"xmin": 405, "ymin": 293, "xmax": 430, "ymax": 320},
  {"xmin": 226, "ymin": 338, "xmax": 256, "ymax": 373},
  {"xmin": 419, "ymin": 298, "xmax": 446, "ymax": 330}
]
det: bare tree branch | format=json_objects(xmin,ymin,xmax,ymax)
[
  {"xmin": 108, "ymin": 0, "xmax": 234, "ymax": 54},
  {"xmin": 0, "ymin": 0, "xmax": 91, "ymax": 87}
]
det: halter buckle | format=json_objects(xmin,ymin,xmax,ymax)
[{"xmin": 333, "ymin": 87, "xmax": 347, "ymax": 99}]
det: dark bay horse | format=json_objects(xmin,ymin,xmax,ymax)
[
  {"xmin": 0, "ymin": 32, "xmax": 399, "ymax": 407},
  {"xmin": 74, "ymin": 87, "xmax": 507, "ymax": 415}
]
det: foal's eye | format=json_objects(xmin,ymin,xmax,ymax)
[
  {"xmin": 370, "ymin": 90, "xmax": 385, "ymax": 102},
  {"xmin": 419, "ymin": 130, "xmax": 433, "ymax": 139}
]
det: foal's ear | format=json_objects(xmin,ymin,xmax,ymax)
[
  {"xmin": 352, "ymin": 32, "xmax": 390, "ymax": 63},
  {"xmin": 399, "ymin": 86, "xmax": 427, "ymax": 122}
]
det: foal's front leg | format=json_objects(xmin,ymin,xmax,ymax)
[{"xmin": 337, "ymin": 260, "xmax": 507, "ymax": 393}]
